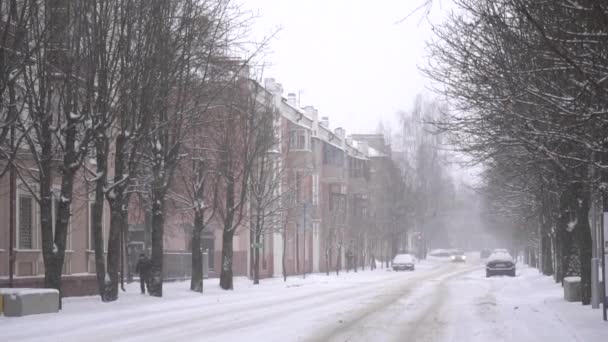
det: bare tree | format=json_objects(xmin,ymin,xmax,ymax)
[
  {"xmin": 212, "ymin": 78, "xmax": 275, "ymax": 289},
  {"xmin": 425, "ymin": 0, "xmax": 608, "ymax": 304}
]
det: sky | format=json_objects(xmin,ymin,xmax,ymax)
[{"xmin": 244, "ymin": 0, "xmax": 455, "ymax": 135}]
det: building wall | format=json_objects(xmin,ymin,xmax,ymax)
[{"xmin": 0, "ymin": 168, "xmax": 113, "ymax": 296}]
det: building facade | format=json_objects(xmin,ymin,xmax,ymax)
[{"xmin": 1, "ymin": 76, "xmax": 408, "ymax": 295}]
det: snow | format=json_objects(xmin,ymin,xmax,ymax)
[
  {"xmin": 393, "ymin": 254, "xmax": 414, "ymax": 263},
  {"xmin": 1, "ymin": 261, "xmax": 606, "ymax": 342},
  {"xmin": 0, "ymin": 288, "xmax": 59, "ymax": 296},
  {"xmin": 564, "ymin": 276, "xmax": 581, "ymax": 283},
  {"xmin": 487, "ymin": 252, "xmax": 514, "ymax": 263},
  {"xmin": 567, "ymin": 219, "xmax": 577, "ymax": 232},
  {"xmin": 52, "ymin": 243, "xmax": 58, "ymax": 253},
  {"xmin": 441, "ymin": 266, "xmax": 608, "ymax": 342}
]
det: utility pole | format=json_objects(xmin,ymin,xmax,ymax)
[
  {"xmin": 9, "ymin": 124, "xmax": 16, "ymax": 288},
  {"xmin": 590, "ymin": 189, "xmax": 600, "ymax": 309},
  {"xmin": 303, "ymin": 203, "xmax": 307, "ymax": 279}
]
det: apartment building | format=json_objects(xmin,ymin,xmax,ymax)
[{"xmin": 1, "ymin": 76, "xmax": 406, "ymax": 295}]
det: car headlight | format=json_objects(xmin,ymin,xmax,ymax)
[
  {"xmin": 451, "ymin": 256, "xmax": 455, "ymax": 260},
  {"xmin": 462, "ymin": 255, "xmax": 467, "ymax": 260}
]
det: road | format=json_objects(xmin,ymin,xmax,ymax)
[{"xmin": 2, "ymin": 258, "xmax": 606, "ymax": 342}]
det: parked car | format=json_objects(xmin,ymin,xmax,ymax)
[
  {"xmin": 480, "ymin": 249, "xmax": 491, "ymax": 259},
  {"xmin": 392, "ymin": 254, "xmax": 415, "ymax": 271},
  {"xmin": 486, "ymin": 251, "xmax": 516, "ymax": 277},
  {"xmin": 451, "ymin": 250, "xmax": 466, "ymax": 262}
]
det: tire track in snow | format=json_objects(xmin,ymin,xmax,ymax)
[
  {"xmin": 59, "ymin": 266, "xmax": 443, "ymax": 342},
  {"xmin": 129, "ymin": 265, "xmax": 454, "ymax": 342},
  {"xmin": 309, "ymin": 264, "xmax": 480, "ymax": 342}
]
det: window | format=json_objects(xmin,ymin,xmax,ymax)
[
  {"xmin": 352, "ymin": 194, "xmax": 368, "ymax": 218},
  {"xmin": 289, "ymin": 129, "xmax": 310, "ymax": 150},
  {"xmin": 349, "ymin": 157, "xmax": 368, "ymax": 178},
  {"xmin": 19, "ymin": 195, "xmax": 34, "ymax": 249},
  {"xmin": 88, "ymin": 197, "xmax": 106, "ymax": 251},
  {"xmin": 329, "ymin": 184, "xmax": 346, "ymax": 217},
  {"xmin": 322, "ymin": 142, "xmax": 344, "ymax": 166}
]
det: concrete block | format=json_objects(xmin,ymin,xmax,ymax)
[
  {"xmin": 0, "ymin": 288, "xmax": 59, "ymax": 317},
  {"xmin": 563, "ymin": 276, "xmax": 581, "ymax": 302}
]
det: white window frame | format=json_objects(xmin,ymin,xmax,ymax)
[
  {"xmin": 15, "ymin": 180, "xmax": 41, "ymax": 252},
  {"xmin": 16, "ymin": 187, "xmax": 37, "ymax": 250}
]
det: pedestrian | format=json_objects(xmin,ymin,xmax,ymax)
[
  {"xmin": 346, "ymin": 249, "xmax": 353, "ymax": 272},
  {"xmin": 135, "ymin": 253, "xmax": 150, "ymax": 294},
  {"xmin": 371, "ymin": 254, "xmax": 376, "ymax": 271}
]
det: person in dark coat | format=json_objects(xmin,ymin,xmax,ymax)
[
  {"xmin": 135, "ymin": 253, "xmax": 150, "ymax": 294},
  {"xmin": 346, "ymin": 249, "xmax": 354, "ymax": 272},
  {"xmin": 371, "ymin": 254, "xmax": 377, "ymax": 270}
]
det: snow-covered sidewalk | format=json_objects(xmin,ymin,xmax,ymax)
[{"xmin": 441, "ymin": 265, "xmax": 608, "ymax": 341}]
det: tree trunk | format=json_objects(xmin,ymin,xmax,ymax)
[
  {"xmin": 105, "ymin": 199, "xmax": 123, "ymax": 301},
  {"xmin": 92, "ymin": 176, "xmax": 109, "ymax": 301},
  {"xmin": 556, "ymin": 189, "xmax": 572, "ymax": 283},
  {"xmin": 220, "ymin": 228, "xmax": 235, "ymax": 290},
  {"xmin": 191, "ymin": 211, "xmax": 203, "ymax": 293},
  {"xmin": 541, "ymin": 224, "xmax": 554, "ymax": 276},
  {"xmin": 573, "ymin": 183, "xmax": 592, "ymax": 305},
  {"xmin": 253, "ymin": 232, "xmax": 260, "ymax": 285},
  {"xmin": 336, "ymin": 244, "xmax": 341, "ymax": 276},
  {"xmin": 325, "ymin": 249, "xmax": 330, "ymax": 276},
  {"xmin": 282, "ymin": 229, "xmax": 288, "ymax": 281},
  {"xmin": 148, "ymin": 193, "xmax": 164, "ymax": 297}
]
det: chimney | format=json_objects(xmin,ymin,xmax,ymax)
[
  {"xmin": 264, "ymin": 78, "xmax": 283, "ymax": 95},
  {"xmin": 334, "ymin": 127, "xmax": 345, "ymax": 139},
  {"xmin": 264, "ymin": 78, "xmax": 283, "ymax": 107},
  {"xmin": 358, "ymin": 141, "xmax": 369, "ymax": 156},
  {"xmin": 320, "ymin": 116, "xmax": 329, "ymax": 128},
  {"xmin": 287, "ymin": 93, "xmax": 297, "ymax": 107}
]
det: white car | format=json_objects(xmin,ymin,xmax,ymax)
[
  {"xmin": 486, "ymin": 251, "xmax": 516, "ymax": 277},
  {"xmin": 392, "ymin": 254, "xmax": 415, "ymax": 271}
]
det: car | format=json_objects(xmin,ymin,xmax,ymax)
[
  {"xmin": 429, "ymin": 249, "xmax": 452, "ymax": 258},
  {"xmin": 451, "ymin": 250, "xmax": 466, "ymax": 262},
  {"xmin": 486, "ymin": 251, "xmax": 516, "ymax": 277},
  {"xmin": 492, "ymin": 248, "xmax": 509, "ymax": 254},
  {"xmin": 480, "ymin": 249, "xmax": 491, "ymax": 259},
  {"xmin": 392, "ymin": 254, "xmax": 415, "ymax": 271}
]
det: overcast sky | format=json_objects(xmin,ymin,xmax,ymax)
[{"xmin": 245, "ymin": 0, "xmax": 454, "ymax": 135}]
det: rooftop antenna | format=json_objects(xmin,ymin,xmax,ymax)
[{"xmin": 298, "ymin": 89, "xmax": 304, "ymax": 108}]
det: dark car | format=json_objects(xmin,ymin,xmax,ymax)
[
  {"xmin": 486, "ymin": 251, "xmax": 516, "ymax": 277},
  {"xmin": 451, "ymin": 250, "xmax": 466, "ymax": 262},
  {"xmin": 392, "ymin": 254, "xmax": 415, "ymax": 271}
]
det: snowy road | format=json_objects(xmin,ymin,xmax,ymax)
[{"xmin": 2, "ymin": 258, "xmax": 607, "ymax": 342}]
